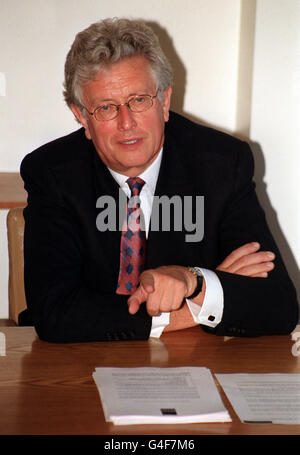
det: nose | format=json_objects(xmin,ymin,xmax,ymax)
[{"xmin": 117, "ymin": 104, "xmax": 137, "ymax": 131}]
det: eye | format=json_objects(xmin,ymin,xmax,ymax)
[
  {"xmin": 133, "ymin": 96, "xmax": 147, "ymax": 104},
  {"xmin": 98, "ymin": 104, "xmax": 113, "ymax": 112}
]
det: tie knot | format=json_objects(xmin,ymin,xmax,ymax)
[{"xmin": 126, "ymin": 177, "xmax": 145, "ymax": 196}]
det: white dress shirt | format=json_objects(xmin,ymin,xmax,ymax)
[{"xmin": 108, "ymin": 148, "xmax": 224, "ymax": 337}]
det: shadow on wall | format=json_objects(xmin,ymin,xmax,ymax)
[
  {"xmin": 147, "ymin": 20, "xmax": 186, "ymax": 116},
  {"xmin": 148, "ymin": 20, "xmax": 300, "ymax": 315},
  {"xmin": 250, "ymin": 141, "xmax": 300, "ymax": 310}
]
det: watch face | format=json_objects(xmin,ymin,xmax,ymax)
[{"xmin": 189, "ymin": 267, "xmax": 202, "ymax": 277}]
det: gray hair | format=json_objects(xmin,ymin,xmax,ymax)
[{"xmin": 63, "ymin": 17, "xmax": 173, "ymax": 109}]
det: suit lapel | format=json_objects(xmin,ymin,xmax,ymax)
[
  {"xmin": 146, "ymin": 128, "xmax": 200, "ymax": 268},
  {"xmin": 92, "ymin": 147, "xmax": 123, "ymax": 272}
]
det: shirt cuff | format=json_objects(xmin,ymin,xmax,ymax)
[
  {"xmin": 186, "ymin": 268, "xmax": 224, "ymax": 328},
  {"xmin": 150, "ymin": 311, "xmax": 170, "ymax": 338}
]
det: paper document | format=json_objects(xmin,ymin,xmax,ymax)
[
  {"xmin": 216, "ymin": 374, "xmax": 300, "ymax": 424},
  {"xmin": 93, "ymin": 367, "xmax": 231, "ymax": 425}
]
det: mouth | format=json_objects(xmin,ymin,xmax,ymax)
[
  {"xmin": 121, "ymin": 139, "xmax": 139, "ymax": 145},
  {"xmin": 118, "ymin": 137, "xmax": 143, "ymax": 149}
]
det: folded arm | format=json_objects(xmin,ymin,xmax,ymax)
[
  {"xmin": 128, "ymin": 242, "xmax": 277, "ymax": 333},
  {"xmin": 129, "ymin": 142, "xmax": 298, "ymax": 337}
]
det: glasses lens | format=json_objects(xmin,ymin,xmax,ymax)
[
  {"xmin": 94, "ymin": 104, "xmax": 118, "ymax": 121},
  {"xmin": 129, "ymin": 95, "xmax": 152, "ymax": 113}
]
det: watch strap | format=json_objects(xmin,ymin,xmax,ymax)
[{"xmin": 186, "ymin": 267, "xmax": 203, "ymax": 300}]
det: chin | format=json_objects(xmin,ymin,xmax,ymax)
[{"xmin": 121, "ymin": 154, "xmax": 152, "ymax": 169}]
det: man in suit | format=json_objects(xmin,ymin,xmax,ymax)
[{"xmin": 19, "ymin": 18, "xmax": 298, "ymax": 342}]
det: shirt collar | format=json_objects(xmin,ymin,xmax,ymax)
[{"xmin": 108, "ymin": 147, "xmax": 163, "ymax": 195}]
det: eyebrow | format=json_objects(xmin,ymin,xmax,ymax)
[{"xmin": 90, "ymin": 92, "xmax": 151, "ymax": 106}]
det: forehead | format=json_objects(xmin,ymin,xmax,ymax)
[{"xmin": 82, "ymin": 56, "xmax": 156, "ymax": 105}]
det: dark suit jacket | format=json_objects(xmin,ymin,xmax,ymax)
[{"xmin": 19, "ymin": 111, "xmax": 298, "ymax": 342}]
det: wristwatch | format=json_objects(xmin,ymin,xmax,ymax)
[{"xmin": 186, "ymin": 267, "xmax": 203, "ymax": 299}]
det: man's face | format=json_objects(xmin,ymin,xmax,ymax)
[{"xmin": 72, "ymin": 55, "xmax": 172, "ymax": 177}]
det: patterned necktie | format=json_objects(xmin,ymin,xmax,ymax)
[{"xmin": 116, "ymin": 177, "xmax": 146, "ymax": 295}]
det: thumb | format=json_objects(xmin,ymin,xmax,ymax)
[
  {"xmin": 139, "ymin": 270, "xmax": 155, "ymax": 294},
  {"xmin": 127, "ymin": 272, "xmax": 155, "ymax": 315}
]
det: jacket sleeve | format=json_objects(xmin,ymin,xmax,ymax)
[
  {"xmin": 20, "ymin": 154, "xmax": 152, "ymax": 343},
  {"xmin": 203, "ymin": 141, "xmax": 298, "ymax": 337}
]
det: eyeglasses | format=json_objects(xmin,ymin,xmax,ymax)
[{"xmin": 84, "ymin": 92, "xmax": 158, "ymax": 122}]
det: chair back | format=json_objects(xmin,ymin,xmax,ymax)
[{"xmin": 7, "ymin": 207, "xmax": 27, "ymax": 324}]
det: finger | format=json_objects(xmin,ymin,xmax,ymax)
[
  {"xmin": 127, "ymin": 272, "xmax": 156, "ymax": 315},
  {"xmin": 146, "ymin": 284, "xmax": 184, "ymax": 317},
  {"xmin": 127, "ymin": 295, "xmax": 142, "ymax": 315},
  {"xmin": 226, "ymin": 252, "xmax": 275, "ymax": 274},
  {"xmin": 234, "ymin": 261, "xmax": 274, "ymax": 276},
  {"xmin": 146, "ymin": 295, "xmax": 162, "ymax": 317},
  {"xmin": 252, "ymin": 272, "xmax": 268, "ymax": 278},
  {"xmin": 127, "ymin": 284, "xmax": 149, "ymax": 315},
  {"xmin": 217, "ymin": 242, "xmax": 261, "ymax": 269},
  {"xmin": 139, "ymin": 271, "xmax": 155, "ymax": 294},
  {"xmin": 145, "ymin": 285, "xmax": 169, "ymax": 316}
]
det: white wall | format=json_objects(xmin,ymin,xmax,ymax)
[
  {"xmin": 0, "ymin": 0, "xmax": 241, "ymax": 171},
  {"xmin": 0, "ymin": 0, "xmax": 299, "ymax": 317},
  {"xmin": 250, "ymin": 0, "xmax": 300, "ymax": 300}
]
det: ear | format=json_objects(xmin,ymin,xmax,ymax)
[
  {"xmin": 70, "ymin": 104, "xmax": 92, "ymax": 139},
  {"xmin": 162, "ymin": 87, "xmax": 172, "ymax": 122}
]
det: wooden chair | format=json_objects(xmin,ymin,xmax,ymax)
[{"xmin": 6, "ymin": 207, "xmax": 27, "ymax": 324}]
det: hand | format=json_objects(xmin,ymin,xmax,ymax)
[
  {"xmin": 127, "ymin": 265, "xmax": 197, "ymax": 316},
  {"xmin": 216, "ymin": 242, "xmax": 275, "ymax": 277}
]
